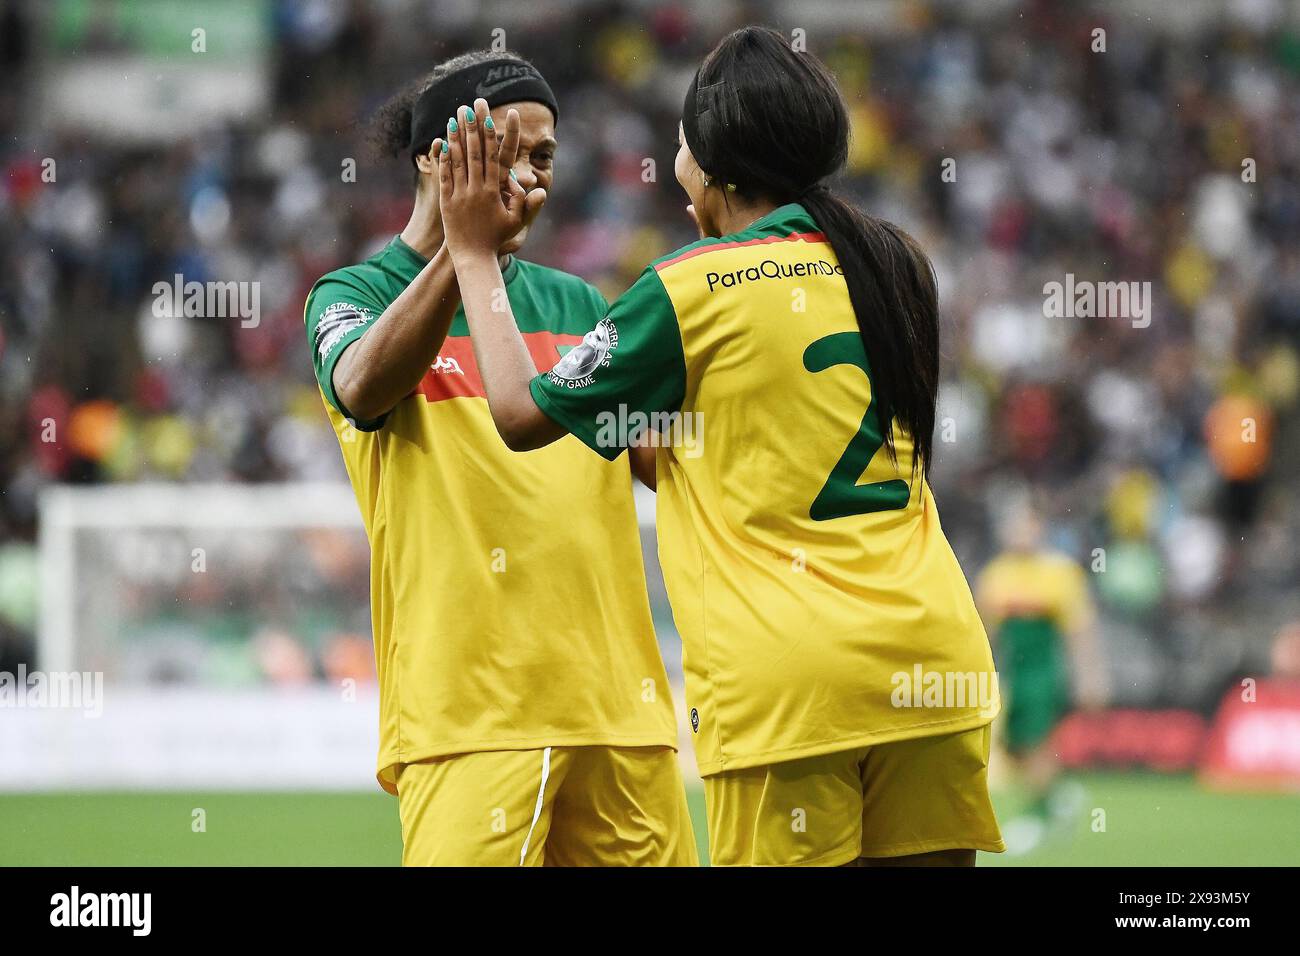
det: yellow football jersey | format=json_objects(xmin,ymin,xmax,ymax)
[
  {"xmin": 306, "ymin": 239, "xmax": 678, "ymax": 793},
  {"xmin": 977, "ymin": 550, "xmax": 1093, "ymax": 636},
  {"xmin": 531, "ymin": 204, "xmax": 998, "ymax": 776}
]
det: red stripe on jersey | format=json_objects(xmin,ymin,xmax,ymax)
[
  {"xmin": 412, "ymin": 330, "xmax": 585, "ymax": 404},
  {"xmin": 653, "ymin": 230, "xmax": 828, "ymax": 272}
]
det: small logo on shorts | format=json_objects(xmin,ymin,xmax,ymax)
[{"xmin": 690, "ymin": 707, "xmax": 699, "ymax": 733}]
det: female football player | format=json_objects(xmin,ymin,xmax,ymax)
[{"xmin": 436, "ymin": 27, "xmax": 1004, "ymax": 866}]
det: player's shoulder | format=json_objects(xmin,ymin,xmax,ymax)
[
  {"xmin": 304, "ymin": 255, "xmax": 391, "ymax": 326},
  {"xmin": 1033, "ymin": 548, "xmax": 1086, "ymax": 582},
  {"xmin": 513, "ymin": 258, "xmax": 605, "ymax": 303},
  {"xmin": 988, "ymin": 547, "xmax": 1078, "ymax": 570},
  {"xmin": 650, "ymin": 234, "xmax": 726, "ymax": 272},
  {"xmin": 978, "ymin": 551, "xmax": 1015, "ymax": 580},
  {"xmin": 321, "ymin": 239, "xmax": 403, "ymax": 286},
  {"xmin": 309, "ymin": 262, "xmax": 366, "ymax": 296},
  {"xmin": 650, "ymin": 202, "xmax": 821, "ymax": 278},
  {"xmin": 1039, "ymin": 547, "xmax": 1081, "ymax": 567},
  {"xmin": 509, "ymin": 259, "xmax": 613, "ymax": 335}
]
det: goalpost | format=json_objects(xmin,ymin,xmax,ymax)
[
  {"xmin": 38, "ymin": 482, "xmax": 365, "ymax": 675},
  {"xmin": 16, "ymin": 483, "xmax": 376, "ymax": 790},
  {"xmin": 15, "ymin": 481, "xmax": 680, "ymax": 790}
]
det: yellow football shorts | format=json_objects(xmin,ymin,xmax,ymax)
[
  {"xmin": 704, "ymin": 725, "xmax": 1005, "ymax": 866},
  {"xmin": 396, "ymin": 745, "xmax": 698, "ymax": 866}
]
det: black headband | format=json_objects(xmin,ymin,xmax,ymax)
[
  {"xmin": 682, "ymin": 69, "xmax": 823, "ymax": 201},
  {"xmin": 681, "ymin": 70, "xmax": 722, "ymax": 178},
  {"xmin": 408, "ymin": 57, "xmax": 558, "ymax": 165}
]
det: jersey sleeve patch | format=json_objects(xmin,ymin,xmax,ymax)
[
  {"xmin": 304, "ymin": 278, "xmax": 386, "ymax": 430},
  {"xmin": 529, "ymin": 267, "xmax": 687, "ymax": 461},
  {"xmin": 545, "ymin": 317, "xmax": 618, "ymax": 389},
  {"xmin": 314, "ymin": 301, "xmax": 374, "ymax": 363}
]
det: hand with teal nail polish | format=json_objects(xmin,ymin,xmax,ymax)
[{"xmin": 437, "ymin": 100, "xmax": 543, "ymax": 264}]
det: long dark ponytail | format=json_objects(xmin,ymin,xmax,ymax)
[{"xmin": 684, "ymin": 27, "xmax": 939, "ymax": 477}]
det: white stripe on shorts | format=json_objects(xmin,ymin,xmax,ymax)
[{"xmin": 519, "ymin": 746, "xmax": 553, "ymax": 866}]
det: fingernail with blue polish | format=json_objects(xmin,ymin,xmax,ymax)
[
  {"xmin": 441, "ymin": 140, "xmax": 449, "ymax": 154},
  {"xmin": 509, "ymin": 169, "xmax": 518, "ymax": 181},
  {"xmin": 448, "ymin": 117, "xmax": 457, "ymax": 133},
  {"xmin": 484, "ymin": 116, "xmax": 494, "ymax": 131},
  {"xmin": 465, "ymin": 108, "xmax": 475, "ymax": 124}
]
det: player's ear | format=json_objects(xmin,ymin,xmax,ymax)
[{"xmin": 416, "ymin": 146, "xmax": 448, "ymax": 203}]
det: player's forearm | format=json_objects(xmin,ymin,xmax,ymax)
[
  {"xmin": 453, "ymin": 252, "xmax": 564, "ymax": 451},
  {"xmin": 332, "ymin": 245, "xmax": 461, "ymax": 421},
  {"xmin": 629, "ymin": 443, "xmax": 656, "ymax": 490}
]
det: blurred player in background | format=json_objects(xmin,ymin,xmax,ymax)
[
  {"xmin": 438, "ymin": 27, "xmax": 1003, "ymax": 866},
  {"xmin": 977, "ymin": 502, "xmax": 1108, "ymax": 854},
  {"xmin": 303, "ymin": 52, "xmax": 695, "ymax": 866}
]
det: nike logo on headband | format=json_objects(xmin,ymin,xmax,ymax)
[{"xmin": 475, "ymin": 65, "xmax": 542, "ymax": 99}]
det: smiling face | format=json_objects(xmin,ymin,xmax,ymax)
[
  {"xmin": 415, "ymin": 98, "xmax": 555, "ymax": 254},
  {"xmin": 491, "ymin": 100, "xmax": 555, "ymax": 254}
]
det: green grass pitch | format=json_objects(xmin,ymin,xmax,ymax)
[{"xmin": 1, "ymin": 774, "xmax": 1294, "ymax": 866}]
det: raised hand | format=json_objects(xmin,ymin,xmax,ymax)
[{"xmin": 436, "ymin": 100, "xmax": 546, "ymax": 263}]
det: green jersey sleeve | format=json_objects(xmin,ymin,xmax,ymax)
[
  {"xmin": 586, "ymin": 282, "xmax": 610, "ymax": 316},
  {"xmin": 304, "ymin": 275, "xmax": 386, "ymax": 431},
  {"xmin": 529, "ymin": 266, "xmax": 687, "ymax": 461}
]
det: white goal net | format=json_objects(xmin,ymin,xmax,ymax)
[
  {"xmin": 7, "ymin": 483, "xmax": 377, "ymax": 790},
  {"xmin": 8, "ymin": 482, "xmax": 684, "ymax": 790}
]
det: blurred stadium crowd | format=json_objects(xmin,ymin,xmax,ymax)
[{"xmin": 1, "ymin": 1, "xmax": 1298, "ymax": 707}]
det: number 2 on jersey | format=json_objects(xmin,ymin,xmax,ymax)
[{"xmin": 802, "ymin": 332, "xmax": 911, "ymax": 521}]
